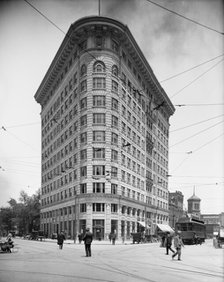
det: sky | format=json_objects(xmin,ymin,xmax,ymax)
[{"xmin": 0, "ymin": 0, "xmax": 223, "ymax": 214}]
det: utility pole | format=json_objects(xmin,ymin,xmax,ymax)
[{"xmin": 98, "ymin": 0, "xmax": 101, "ymax": 16}]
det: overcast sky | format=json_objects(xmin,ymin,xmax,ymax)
[{"xmin": 0, "ymin": 0, "xmax": 223, "ymax": 214}]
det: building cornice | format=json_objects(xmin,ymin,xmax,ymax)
[{"xmin": 34, "ymin": 16, "xmax": 175, "ymax": 116}]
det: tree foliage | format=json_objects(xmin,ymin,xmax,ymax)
[{"xmin": 0, "ymin": 189, "xmax": 40, "ymax": 236}]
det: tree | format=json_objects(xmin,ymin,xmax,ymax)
[
  {"xmin": 0, "ymin": 189, "xmax": 40, "ymax": 236},
  {"xmin": 0, "ymin": 207, "xmax": 13, "ymax": 236}
]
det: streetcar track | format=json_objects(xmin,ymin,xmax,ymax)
[
  {"xmin": 0, "ymin": 269, "xmax": 115, "ymax": 282},
  {"xmin": 95, "ymin": 245, "xmax": 224, "ymax": 280}
]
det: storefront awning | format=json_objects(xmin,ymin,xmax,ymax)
[
  {"xmin": 157, "ymin": 224, "xmax": 174, "ymax": 233},
  {"xmin": 137, "ymin": 221, "xmax": 150, "ymax": 228}
]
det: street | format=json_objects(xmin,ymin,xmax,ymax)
[{"xmin": 0, "ymin": 238, "xmax": 223, "ymax": 282}]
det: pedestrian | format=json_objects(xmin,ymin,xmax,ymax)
[
  {"xmin": 193, "ymin": 232, "xmax": 199, "ymax": 245},
  {"xmin": 5, "ymin": 233, "xmax": 14, "ymax": 252},
  {"xmin": 57, "ymin": 231, "xmax": 65, "ymax": 250},
  {"xmin": 165, "ymin": 232, "xmax": 175, "ymax": 255},
  {"xmin": 161, "ymin": 234, "xmax": 166, "ymax": 247},
  {"xmin": 78, "ymin": 233, "xmax": 82, "ymax": 244},
  {"xmin": 111, "ymin": 232, "xmax": 116, "ymax": 245},
  {"xmin": 83, "ymin": 228, "xmax": 93, "ymax": 257},
  {"xmin": 172, "ymin": 231, "xmax": 184, "ymax": 261}
]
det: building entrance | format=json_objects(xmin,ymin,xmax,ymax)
[{"xmin": 93, "ymin": 219, "xmax": 104, "ymax": 240}]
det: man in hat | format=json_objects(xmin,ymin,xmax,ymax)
[
  {"xmin": 165, "ymin": 232, "xmax": 175, "ymax": 255},
  {"xmin": 172, "ymin": 231, "xmax": 184, "ymax": 261},
  {"xmin": 83, "ymin": 228, "xmax": 93, "ymax": 257},
  {"xmin": 57, "ymin": 231, "xmax": 65, "ymax": 250}
]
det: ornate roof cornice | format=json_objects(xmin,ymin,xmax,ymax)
[{"xmin": 34, "ymin": 16, "xmax": 175, "ymax": 116}]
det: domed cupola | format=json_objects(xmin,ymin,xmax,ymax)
[{"xmin": 187, "ymin": 187, "xmax": 201, "ymax": 218}]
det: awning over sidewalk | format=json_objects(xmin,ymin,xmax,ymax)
[
  {"xmin": 137, "ymin": 221, "xmax": 150, "ymax": 228},
  {"xmin": 156, "ymin": 224, "xmax": 174, "ymax": 233}
]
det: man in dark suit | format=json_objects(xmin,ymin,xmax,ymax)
[{"xmin": 83, "ymin": 228, "xmax": 93, "ymax": 257}]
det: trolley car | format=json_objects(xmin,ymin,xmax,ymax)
[{"xmin": 175, "ymin": 216, "xmax": 206, "ymax": 244}]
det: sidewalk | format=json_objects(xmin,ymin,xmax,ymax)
[{"xmin": 44, "ymin": 238, "xmax": 133, "ymax": 245}]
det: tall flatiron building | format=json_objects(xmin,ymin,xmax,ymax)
[{"xmin": 35, "ymin": 16, "xmax": 175, "ymax": 240}]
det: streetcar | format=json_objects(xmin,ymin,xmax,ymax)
[{"xmin": 175, "ymin": 216, "xmax": 206, "ymax": 244}]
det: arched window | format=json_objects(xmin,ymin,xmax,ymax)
[
  {"xmin": 112, "ymin": 65, "xmax": 118, "ymax": 76},
  {"xmin": 80, "ymin": 64, "xmax": 87, "ymax": 77},
  {"xmin": 93, "ymin": 61, "xmax": 105, "ymax": 73}
]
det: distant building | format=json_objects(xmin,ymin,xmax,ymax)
[
  {"xmin": 168, "ymin": 191, "xmax": 184, "ymax": 228},
  {"xmin": 187, "ymin": 189, "xmax": 201, "ymax": 219},
  {"xmin": 34, "ymin": 16, "xmax": 175, "ymax": 240},
  {"xmin": 201, "ymin": 213, "xmax": 224, "ymax": 238}
]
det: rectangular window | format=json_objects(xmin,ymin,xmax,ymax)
[
  {"xmin": 111, "ymin": 166, "xmax": 118, "ymax": 178},
  {"xmin": 112, "ymin": 80, "xmax": 118, "ymax": 93},
  {"xmin": 111, "ymin": 204, "xmax": 118, "ymax": 213},
  {"xmin": 121, "ymin": 121, "xmax": 126, "ymax": 133},
  {"xmin": 111, "ymin": 115, "xmax": 118, "ymax": 128},
  {"xmin": 122, "ymin": 89, "xmax": 126, "ymax": 100},
  {"xmin": 122, "ymin": 105, "xmax": 126, "ymax": 117},
  {"xmin": 127, "ymin": 173, "xmax": 131, "ymax": 184},
  {"xmin": 93, "ymin": 77, "xmax": 106, "ymax": 89},
  {"xmin": 80, "ymin": 132, "xmax": 87, "ymax": 144},
  {"xmin": 93, "ymin": 165, "xmax": 105, "ymax": 176},
  {"xmin": 93, "ymin": 131, "xmax": 105, "ymax": 142},
  {"xmin": 111, "ymin": 132, "xmax": 118, "ymax": 145},
  {"xmin": 93, "ymin": 148, "xmax": 105, "ymax": 159},
  {"xmin": 80, "ymin": 149, "xmax": 87, "ymax": 161},
  {"xmin": 80, "ymin": 203, "xmax": 86, "ymax": 213},
  {"xmin": 111, "ymin": 98, "xmax": 118, "ymax": 111},
  {"xmin": 111, "ymin": 184, "xmax": 117, "ymax": 194},
  {"xmin": 80, "ymin": 97, "xmax": 87, "ymax": 110},
  {"xmin": 92, "ymin": 203, "xmax": 105, "ymax": 212},
  {"xmin": 80, "ymin": 115, "xmax": 87, "ymax": 127},
  {"xmin": 111, "ymin": 149, "xmax": 118, "ymax": 162},
  {"xmin": 93, "ymin": 182, "xmax": 105, "ymax": 193},
  {"xmin": 80, "ymin": 80, "xmax": 87, "ymax": 92},
  {"xmin": 93, "ymin": 113, "xmax": 105, "ymax": 125},
  {"xmin": 80, "ymin": 183, "xmax": 87, "ymax": 194},
  {"xmin": 80, "ymin": 166, "xmax": 87, "ymax": 178},
  {"xmin": 93, "ymin": 96, "xmax": 106, "ymax": 107},
  {"xmin": 121, "ymin": 170, "xmax": 125, "ymax": 182}
]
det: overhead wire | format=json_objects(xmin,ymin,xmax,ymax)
[
  {"xmin": 5, "ymin": 122, "xmax": 40, "ymax": 129},
  {"xmin": 192, "ymin": 132, "xmax": 224, "ymax": 154},
  {"xmin": 174, "ymin": 103, "xmax": 224, "ymax": 107},
  {"xmin": 169, "ymin": 182, "xmax": 224, "ymax": 190},
  {"xmin": 170, "ymin": 119, "xmax": 224, "ymax": 147},
  {"xmin": 170, "ymin": 114, "xmax": 224, "ymax": 133},
  {"xmin": 23, "ymin": 0, "xmax": 100, "ymax": 63},
  {"xmin": 0, "ymin": 127, "xmax": 40, "ymax": 153},
  {"xmin": 23, "ymin": 0, "xmax": 223, "ymax": 191},
  {"xmin": 160, "ymin": 54, "xmax": 224, "ymax": 83},
  {"xmin": 170, "ymin": 58, "xmax": 224, "ymax": 99},
  {"xmin": 169, "ymin": 132, "xmax": 223, "ymax": 174},
  {"xmin": 24, "ymin": 0, "xmax": 223, "ymax": 109},
  {"xmin": 145, "ymin": 0, "xmax": 224, "ymax": 35}
]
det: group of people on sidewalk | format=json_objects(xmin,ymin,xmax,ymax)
[
  {"xmin": 164, "ymin": 230, "xmax": 184, "ymax": 261},
  {"xmin": 57, "ymin": 229, "xmax": 184, "ymax": 260}
]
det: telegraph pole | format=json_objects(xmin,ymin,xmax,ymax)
[{"xmin": 98, "ymin": 0, "xmax": 101, "ymax": 16}]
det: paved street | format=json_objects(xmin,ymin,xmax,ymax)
[{"xmin": 0, "ymin": 238, "xmax": 223, "ymax": 282}]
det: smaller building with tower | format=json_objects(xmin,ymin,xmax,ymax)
[{"xmin": 187, "ymin": 189, "xmax": 201, "ymax": 219}]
